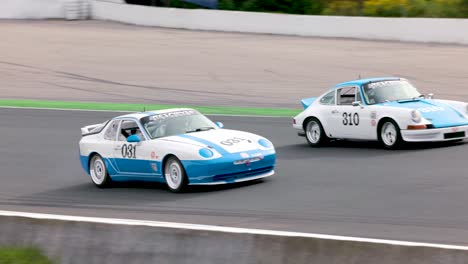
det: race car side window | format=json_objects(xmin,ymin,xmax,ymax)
[
  {"xmin": 104, "ymin": 120, "xmax": 120, "ymax": 141},
  {"xmin": 118, "ymin": 120, "xmax": 145, "ymax": 142},
  {"xmin": 337, "ymin": 87, "xmax": 357, "ymax": 105},
  {"xmin": 319, "ymin": 90, "xmax": 336, "ymax": 105}
]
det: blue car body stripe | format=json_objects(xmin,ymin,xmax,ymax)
[
  {"xmin": 80, "ymin": 148, "xmax": 276, "ymax": 185},
  {"xmin": 177, "ymin": 134, "xmax": 229, "ymax": 155}
]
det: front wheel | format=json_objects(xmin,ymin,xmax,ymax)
[
  {"xmin": 305, "ymin": 118, "xmax": 328, "ymax": 147},
  {"xmin": 164, "ymin": 157, "xmax": 188, "ymax": 193},
  {"xmin": 378, "ymin": 120, "xmax": 403, "ymax": 149},
  {"xmin": 89, "ymin": 154, "xmax": 112, "ymax": 188}
]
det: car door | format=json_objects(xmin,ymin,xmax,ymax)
[
  {"xmin": 328, "ymin": 86, "xmax": 372, "ymax": 139},
  {"xmin": 327, "ymin": 86, "xmax": 355, "ymax": 138},
  {"xmin": 112, "ymin": 119, "xmax": 156, "ymax": 176}
]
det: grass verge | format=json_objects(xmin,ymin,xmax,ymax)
[
  {"xmin": 0, "ymin": 247, "xmax": 55, "ymax": 264},
  {"xmin": 0, "ymin": 99, "xmax": 300, "ymax": 117}
]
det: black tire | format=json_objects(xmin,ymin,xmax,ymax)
[
  {"xmin": 378, "ymin": 119, "xmax": 403, "ymax": 150},
  {"xmin": 164, "ymin": 156, "xmax": 188, "ymax": 193},
  {"xmin": 304, "ymin": 118, "xmax": 329, "ymax": 147},
  {"xmin": 89, "ymin": 154, "xmax": 112, "ymax": 188}
]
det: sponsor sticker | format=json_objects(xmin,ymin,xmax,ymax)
[
  {"xmin": 149, "ymin": 110, "xmax": 196, "ymax": 121},
  {"xmin": 418, "ymin": 106, "xmax": 444, "ymax": 113}
]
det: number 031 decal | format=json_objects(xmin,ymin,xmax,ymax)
[
  {"xmin": 342, "ymin": 112, "xmax": 360, "ymax": 126},
  {"xmin": 121, "ymin": 144, "xmax": 137, "ymax": 159}
]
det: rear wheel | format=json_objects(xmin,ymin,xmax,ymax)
[
  {"xmin": 378, "ymin": 120, "xmax": 403, "ymax": 149},
  {"xmin": 89, "ymin": 154, "xmax": 112, "ymax": 188},
  {"xmin": 305, "ymin": 118, "xmax": 328, "ymax": 147},
  {"xmin": 164, "ymin": 156, "xmax": 188, "ymax": 193}
]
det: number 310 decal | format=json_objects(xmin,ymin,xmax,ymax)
[{"xmin": 343, "ymin": 112, "xmax": 360, "ymax": 126}]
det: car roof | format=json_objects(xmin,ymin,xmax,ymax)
[
  {"xmin": 113, "ymin": 108, "xmax": 197, "ymax": 120},
  {"xmin": 334, "ymin": 77, "xmax": 402, "ymax": 88}
]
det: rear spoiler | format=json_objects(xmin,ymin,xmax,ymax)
[
  {"xmin": 301, "ymin": 97, "xmax": 317, "ymax": 109},
  {"xmin": 81, "ymin": 121, "xmax": 108, "ymax": 136}
]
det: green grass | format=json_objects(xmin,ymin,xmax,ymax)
[
  {"xmin": 0, "ymin": 99, "xmax": 300, "ymax": 117},
  {"xmin": 0, "ymin": 247, "xmax": 55, "ymax": 264}
]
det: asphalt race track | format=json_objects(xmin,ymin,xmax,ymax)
[{"xmin": 1, "ymin": 108, "xmax": 468, "ymax": 245}]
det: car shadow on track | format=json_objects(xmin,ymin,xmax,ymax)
[
  {"xmin": 7, "ymin": 179, "xmax": 270, "ymax": 211},
  {"xmin": 275, "ymin": 139, "xmax": 466, "ymax": 159},
  {"xmin": 112, "ymin": 179, "xmax": 267, "ymax": 194}
]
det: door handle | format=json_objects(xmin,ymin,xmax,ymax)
[
  {"xmin": 331, "ymin": 110, "xmax": 339, "ymax": 114},
  {"xmin": 114, "ymin": 144, "xmax": 122, "ymax": 150}
]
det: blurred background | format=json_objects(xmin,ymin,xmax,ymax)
[{"xmin": 125, "ymin": 0, "xmax": 468, "ymax": 18}]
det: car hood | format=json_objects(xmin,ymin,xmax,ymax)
[
  {"xmin": 378, "ymin": 99, "xmax": 468, "ymax": 128},
  {"xmin": 163, "ymin": 129, "xmax": 268, "ymax": 154}
]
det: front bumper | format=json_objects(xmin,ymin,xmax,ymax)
[
  {"xmin": 401, "ymin": 125, "xmax": 468, "ymax": 142},
  {"xmin": 182, "ymin": 149, "xmax": 276, "ymax": 185}
]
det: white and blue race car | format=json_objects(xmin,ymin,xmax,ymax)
[
  {"xmin": 293, "ymin": 77, "xmax": 468, "ymax": 149},
  {"xmin": 79, "ymin": 109, "xmax": 276, "ymax": 192}
]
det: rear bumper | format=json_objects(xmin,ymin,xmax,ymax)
[{"xmin": 401, "ymin": 125, "xmax": 468, "ymax": 142}]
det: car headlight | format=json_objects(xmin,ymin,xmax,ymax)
[
  {"xmin": 199, "ymin": 148, "xmax": 214, "ymax": 158},
  {"xmin": 258, "ymin": 139, "xmax": 273, "ymax": 148},
  {"xmin": 411, "ymin": 110, "xmax": 422, "ymax": 123}
]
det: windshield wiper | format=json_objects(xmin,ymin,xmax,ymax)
[{"xmin": 186, "ymin": 127, "xmax": 215, "ymax": 133}]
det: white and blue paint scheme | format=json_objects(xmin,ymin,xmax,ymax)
[
  {"xmin": 79, "ymin": 108, "xmax": 275, "ymax": 192},
  {"xmin": 293, "ymin": 77, "xmax": 468, "ymax": 149}
]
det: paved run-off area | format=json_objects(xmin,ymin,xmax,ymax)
[{"xmin": 1, "ymin": 20, "xmax": 468, "ymax": 108}]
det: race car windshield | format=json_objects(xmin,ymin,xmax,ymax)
[
  {"xmin": 141, "ymin": 110, "xmax": 218, "ymax": 139},
  {"xmin": 362, "ymin": 80, "xmax": 422, "ymax": 105}
]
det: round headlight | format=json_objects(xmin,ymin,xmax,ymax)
[
  {"xmin": 199, "ymin": 148, "xmax": 213, "ymax": 158},
  {"xmin": 258, "ymin": 139, "xmax": 273, "ymax": 148},
  {"xmin": 411, "ymin": 110, "xmax": 422, "ymax": 123}
]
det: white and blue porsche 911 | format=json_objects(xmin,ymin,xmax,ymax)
[
  {"xmin": 79, "ymin": 109, "xmax": 276, "ymax": 192},
  {"xmin": 293, "ymin": 77, "xmax": 468, "ymax": 149}
]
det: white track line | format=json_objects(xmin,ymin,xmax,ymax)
[
  {"xmin": 0, "ymin": 106, "xmax": 291, "ymax": 118},
  {"xmin": 1, "ymin": 210, "xmax": 467, "ymax": 250}
]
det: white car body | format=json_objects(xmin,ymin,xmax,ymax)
[
  {"xmin": 79, "ymin": 109, "xmax": 276, "ymax": 187},
  {"xmin": 293, "ymin": 78, "xmax": 468, "ymax": 146}
]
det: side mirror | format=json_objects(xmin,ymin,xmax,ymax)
[
  {"xmin": 352, "ymin": 101, "xmax": 362, "ymax": 107},
  {"xmin": 427, "ymin": 93, "xmax": 434, "ymax": 99},
  {"xmin": 215, "ymin": 122, "xmax": 224, "ymax": 128},
  {"xmin": 127, "ymin": 134, "xmax": 141, "ymax": 143}
]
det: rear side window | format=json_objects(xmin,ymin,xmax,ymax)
[
  {"xmin": 319, "ymin": 90, "xmax": 335, "ymax": 105},
  {"xmin": 104, "ymin": 120, "xmax": 120, "ymax": 141}
]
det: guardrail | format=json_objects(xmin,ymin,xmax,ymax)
[
  {"xmin": 2, "ymin": 0, "xmax": 467, "ymax": 44},
  {"xmin": 0, "ymin": 0, "xmax": 91, "ymax": 20},
  {"xmin": 91, "ymin": 0, "xmax": 468, "ymax": 45},
  {"xmin": 1, "ymin": 211, "xmax": 468, "ymax": 264}
]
